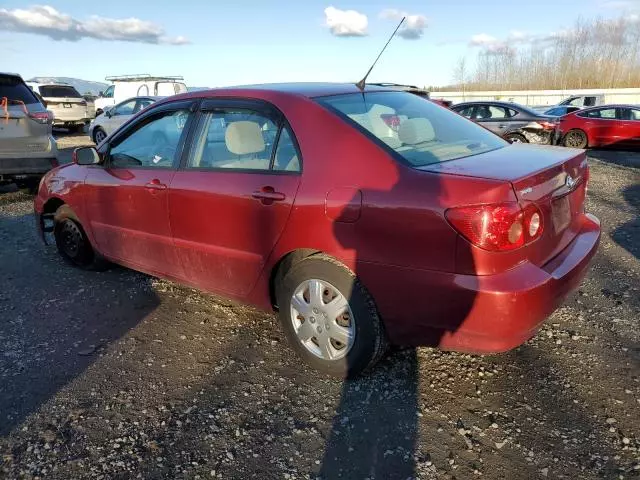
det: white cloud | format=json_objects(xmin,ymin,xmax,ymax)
[
  {"xmin": 599, "ymin": 0, "xmax": 640, "ymax": 9},
  {"xmin": 324, "ymin": 6, "xmax": 368, "ymax": 37},
  {"xmin": 470, "ymin": 33, "xmax": 498, "ymax": 46},
  {"xmin": 379, "ymin": 9, "xmax": 428, "ymax": 40},
  {"xmin": 0, "ymin": 5, "xmax": 189, "ymax": 45}
]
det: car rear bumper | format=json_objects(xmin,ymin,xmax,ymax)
[{"xmin": 359, "ymin": 213, "xmax": 601, "ymax": 353}]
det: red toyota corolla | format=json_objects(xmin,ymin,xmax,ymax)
[
  {"xmin": 559, "ymin": 104, "xmax": 640, "ymax": 149},
  {"xmin": 34, "ymin": 83, "xmax": 600, "ymax": 376}
]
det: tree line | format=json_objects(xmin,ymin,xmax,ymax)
[{"xmin": 432, "ymin": 16, "xmax": 640, "ymax": 91}]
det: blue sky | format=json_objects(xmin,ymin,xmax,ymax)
[{"xmin": 1, "ymin": 0, "xmax": 638, "ymax": 88}]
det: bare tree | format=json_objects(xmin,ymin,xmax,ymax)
[{"xmin": 439, "ymin": 15, "xmax": 640, "ymax": 91}]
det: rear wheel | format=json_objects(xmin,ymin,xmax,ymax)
[
  {"xmin": 563, "ymin": 129, "xmax": 588, "ymax": 149},
  {"xmin": 54, "ymin": 210, "xmax": 108, "ymax": 270},
  {"xmin": 275, "ymin": 254, "xmax": 387, "ymax": 377},
  {"xmin": 505, "ymin": 132, "xmax": 527, "ymax": 144}
]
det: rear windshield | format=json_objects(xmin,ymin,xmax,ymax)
[
  {"xmin": 317, "ymin": 91, "xmax": 506, "ymax": 166},
  {"xmin": 39, "ymin": 85, "xmax": 82, "ymax": 98},
  {"xmin": 0, "ymin": 75, "xmax": 40, "ymax": 105}
]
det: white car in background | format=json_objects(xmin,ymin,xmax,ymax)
[
  {"xmin": 94, "ymin": 75, "xmax": 187, "ymax": 116},
  {"xmin": 89, "ymin": 96, "xmax": 160, "ymax": 143},
  {"xmin": 27, "ymin": 82, "xmax": 94, "ymax": 132}
]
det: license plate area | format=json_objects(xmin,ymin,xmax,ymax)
[
  {"xmin": 63, "ymin": 103, "xmax": 72, "ymax": 108},
  {"xmin": 551, "ymin": 194, "xmax": 571, "ymax": 234}
]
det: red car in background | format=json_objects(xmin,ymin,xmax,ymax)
[
  {"xmin": 559, "ymin": 104, "xmax": 640, "ymax": 149},
  {"xmin": 34, "ymin": 83, "xmax": 600, "ymax": 377}
]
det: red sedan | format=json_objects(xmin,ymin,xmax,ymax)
[
  {"xmin": 34, "ymin": 83, "xmax": 600, "ymax": 376},
  {"xmin": 559, "ymin": 104, "xmax": 640, "ymax": 149}
]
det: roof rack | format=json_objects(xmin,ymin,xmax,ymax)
[{"xmin": 105, "ymin": 74, "xmax": 184, "ymax": 82}]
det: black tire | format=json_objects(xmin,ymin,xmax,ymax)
[
  {"xmin": 275, "ymin": 254, "xmax": 387, "ymax": 378},
  {"xmin": 93, "ymin": 127, "xmax": 107, "ymax": 144},
  {"xmin": 505, "ymin": 132, "xmax": 528, "ymax": 144},
  {"xmin": 54, "ymin": 209, "xmax": 108, "ymax": 270},
  {"xmin": 563, "ymin": 129, "xmax": 588, "ymax": 149},
  {"xmin": 73, "ymin": 124, "xmax": 86, "ymax": 134}
]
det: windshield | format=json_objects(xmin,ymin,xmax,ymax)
[
  {"xmin": 39, "ymin": 85, "xmax": 82, "ymax": 98},
  {"xmin": 317, "ymin": 91, "xmax": 506, "ymax": 166}
]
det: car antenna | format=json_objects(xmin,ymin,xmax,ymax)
[{"xmin": 356, "ymin": 16, "xmax": 406, "ymax": 91}]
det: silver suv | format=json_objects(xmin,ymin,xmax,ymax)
[
  {"xmin": 0, "ymin": 73, "xmax": 58, "ymax": 190},
  {"xmin": 28, "ymin": 82, "xmax": 94, "ymax": 132}
]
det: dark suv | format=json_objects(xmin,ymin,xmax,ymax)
[{"xmin": 0, "ymin": 73, "xmax": 57, "ymax": 190}]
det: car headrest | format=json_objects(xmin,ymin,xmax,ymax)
[
  {"xmin": 398, "ymin": 118, "xmax": 435, "ymax": 145},
  {"xmin": 225, "ymin": 121, "xmax": 265, "ymax": 155}
]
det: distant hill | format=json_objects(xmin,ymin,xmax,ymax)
[{"xmin": 28, "ymin": 77, "xmax": 109, "ymax": 95}]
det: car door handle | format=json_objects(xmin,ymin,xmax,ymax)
[
  {"xmin": 145, "ymin": 179, "xmax": 167, "ymax": 190},
  {"xmin": 498, "ymin": 124, "xmax": 507, "ymax": 128},
  {"xmin": 252, "ymin": 187, "xmax": 285, "ymax": 203}
]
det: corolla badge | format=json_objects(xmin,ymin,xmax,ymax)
[{"xmin": 565, "ymin": 174, "xmax": 577, "ymax": 190}]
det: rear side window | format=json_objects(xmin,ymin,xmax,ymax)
[
  {"xmin": 317, "ymin": 91, "xmax": 506, "ymax": 166},
  {"xmin": 0, "ymin": 75, "xmax": 40, "ymax": 105},
  {"xmin": 580, "ymin": 108, "xmax": 617, "ymax": 119},
  {"xmin": 187, "ymin": 109, "xmax": 301, "ymax": 172},
  {"xmin": 39, "ymin": 85, "xmax": 82, "ymax": 98},
  {"xmin": 473, "ymin": 105, "xmax": 510, "ymax": 120}
]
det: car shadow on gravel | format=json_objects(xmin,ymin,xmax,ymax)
[
  {"xmin": 319, "ymin": 146, "xmax": 476, "ymax": 478},
  {"xmin": 319, "ymin": 348, "xmax": 420, "ymax": 479},
  {"xmin": 611, "ymin": 184, "xmax": 640, "ymax": 261},
  {"xmin": 0, "ymin": 212, "xmax": 160, "ymax": 437}
]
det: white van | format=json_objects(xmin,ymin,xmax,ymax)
[{"xmin": 94, "ymin": 75, "xmax": 188, "ymax": 115}]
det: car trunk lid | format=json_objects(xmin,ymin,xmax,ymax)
[{"xmin": 420, "ymin": 143, "xmax": 588, "ymax": 267}]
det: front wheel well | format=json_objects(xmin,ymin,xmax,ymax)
[
  {"xmin": 42, "ymin": 197, "xmax": 65, "ymax": 215},
  {"xmin": 269, "ymin": 249, "xmax": 321, "ymax": 309}
]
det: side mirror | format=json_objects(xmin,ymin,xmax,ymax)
[
  {"xmin": 98, "ymin": 91, "xmax": 104, "ymax": 96},
  {"xmin": 104, "ymin": 109, "xmax": 113, "ymax": 118},
  {"xmin": 73, "ymin": 146, "xmax": 101, "ymax": 165}
]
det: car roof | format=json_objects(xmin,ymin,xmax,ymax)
[{"xmin": 194, "ymin": 82, "xmax": 397, "ymax": 98}]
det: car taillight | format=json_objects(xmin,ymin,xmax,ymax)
[
  {"xmin": 446, "ymin": 202, "xmax": 543, "ymax": 252},
  {"xmin": 538, "ymin": 121, "xmax": 557, "ymax": 130},
  {"xmin": 29, "ymin": 111, "xmax": 54, "ymax": 124}
]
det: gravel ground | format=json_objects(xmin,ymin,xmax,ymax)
[{"xmin": 0, "ymin": 137, "xmax": 639, "ymax": 479}]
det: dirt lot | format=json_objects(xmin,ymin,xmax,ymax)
[{"xmin": 1, "ymin": 135, "xmax": 639, "ymax": 479}]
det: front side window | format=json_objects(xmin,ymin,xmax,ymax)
[
  {"xmin": 103, "ymin": 86, "xmax": 114, "ymax": 98},
  {"xmin": 454, "ymin": 106, "xmax": 474, "ymax": 118},
  {"xmin": 39, "ymin": 85, "xmax": 82, "ymax": 98},
  {"xmin": 317, "ymin": 91, "xmax": 506, "ymax": 166},
  {"xmin": 113, "ymin": 100, "xmax": 136, "ymax": 116},
  {"xmin": 187, "ymin": 109, "xmax": 301, "ymax": 172},
  {"xmin": 109, "ymin": 109, "xmax": 191, "ymax": 168}
]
